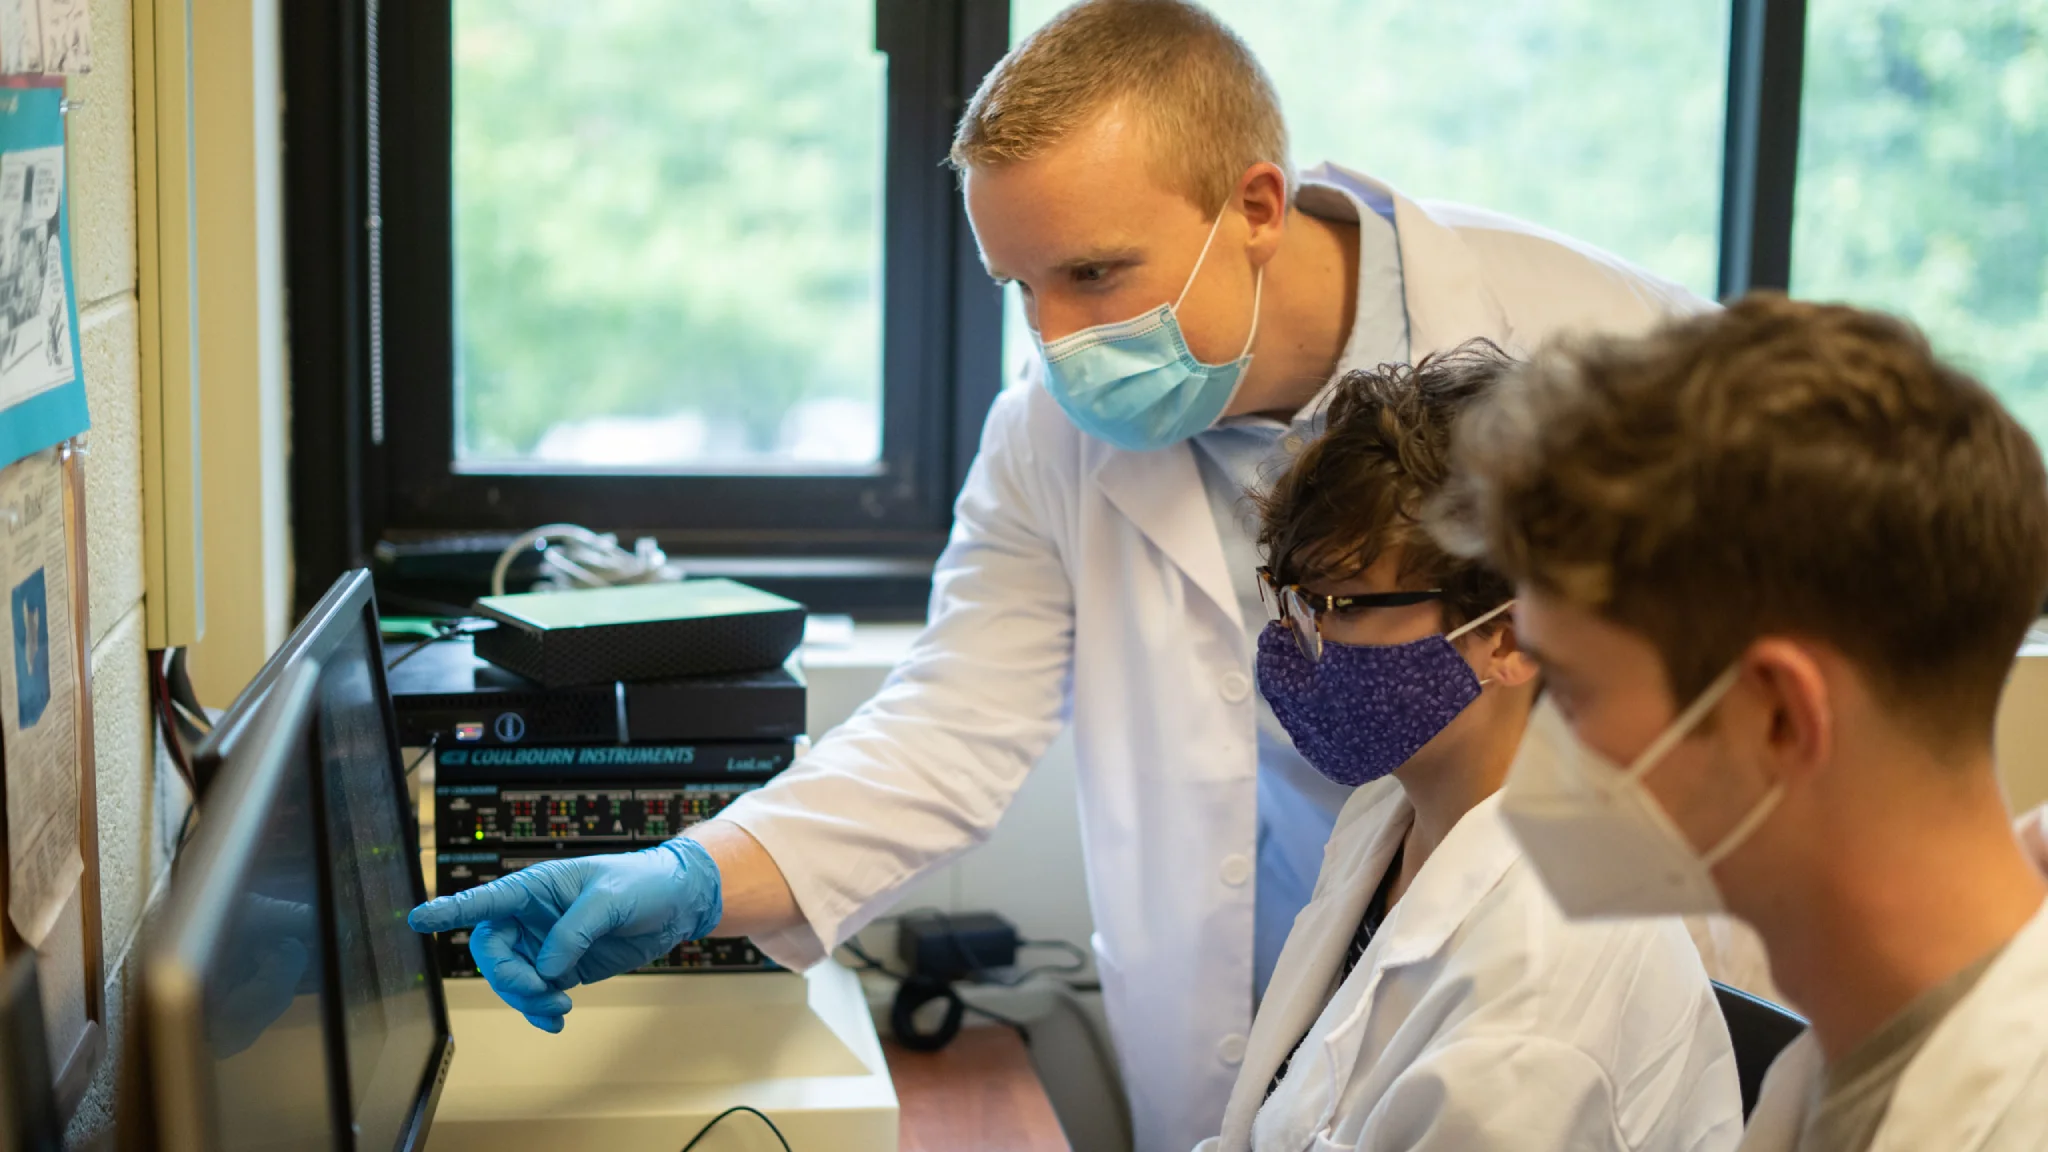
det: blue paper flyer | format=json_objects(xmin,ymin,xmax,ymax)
[{"xmin": 0, "ymin": 84, "xmax": 84, "ymax": 469}]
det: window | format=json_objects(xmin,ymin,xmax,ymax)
[
  {"xmin": 287, "ymin": 1, "xmax": 1008, "ymax": 616},
  {"xmin": 1005, "ymin": 0, "xmax": 1734, "ymax": 385},
  {"xmin": 452, "ymin": 2, "xmax": 889, "ymax": 471},
  {"xmin": 1790, "ymin": 0, "xmax": 2048, "ymax": 445},
  {"xmin": 287, "ymin": 1, "xmax": 2036, "ymax": 617}
]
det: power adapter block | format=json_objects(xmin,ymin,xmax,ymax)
[{"xmin": 896, "ymin": 911, "xmax": 1019, "ymax": 981}]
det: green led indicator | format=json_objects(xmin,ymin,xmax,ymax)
[{"xmin": 474, "ymin": 830, "xmax": 484, "ymax": 840}]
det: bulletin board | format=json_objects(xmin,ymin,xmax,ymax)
[
  {"xmin": 0, "ymin": 440, "xmax": 102, "ymax": 1115},
  {"xmin": 0, "ymin": 0, "xmax": 95, "ymax": 1122}
]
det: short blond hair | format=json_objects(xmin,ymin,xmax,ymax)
[
  {"xmin": 949, "ymin": 0, "xmax": 1289, "ymax": 215},
  {"xmin": 1428, "ymin": 295, "xmax": 2048, "ymax": 747}
]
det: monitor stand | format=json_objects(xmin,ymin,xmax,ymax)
[{"xmin": 427, "ymin": 963, "xmax": 897, "ymax": 1152}]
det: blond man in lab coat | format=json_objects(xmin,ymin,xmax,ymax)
[
  {"xmin": 1197, "ymin": 347, "xmax": 1740, "ymax": 1152},
  {"xmin": 1432, "ymin": 296, "xmax": 2048, "ymax": 1152},
  {"xmin": 411, "ymin": 4, "xmax": 1760, "ymax": 1148}
]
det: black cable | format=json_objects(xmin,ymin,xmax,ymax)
[
  {"xmin": 889, "ymin": 972, "xmax": 965, "ymax": 1052},
  {"xmin": 164, "ymin": 647, "xmax": 211, "ymax": 747},
  {"xmin": 677, "ymin": 1105, "xmax": 791, "ymax": 1152},
  {"xmin": 842, "ymin": 937, "xmax": 1032, "ymax": 1046},
  {"xmin": 383, "ymin": 618, "xmax": 485, "ymax": 673},
  {"xmin": 150, "ymin": 649, "xmax": 198, "ymax": 798},
  {"xmin": 1018, "ymin": 937, "xmax": 1089, "ymax": 973},
  {"xmin": 403, "ymin": 736, "xmax": 438, "ymax": 779},
  {"xmin": 174, "ymin": 803, "xmax": 198, "ymax": 854}
]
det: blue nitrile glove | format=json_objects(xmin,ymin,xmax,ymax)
[{"xmin": 407, "ymin": 838, "xmax": 723, "ymax": 1033}]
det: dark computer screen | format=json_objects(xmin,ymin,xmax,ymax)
[
  {"xmin": 311, "ymin": 610, "xmax": 442, "ymax": 1148},
  {"xmin": 148, "ymin": 663, "xmax": 340, "ymax": 1151},
  {"xmin": 189, "ymin": 570, "xmax": 451, "ymax": 1151}
]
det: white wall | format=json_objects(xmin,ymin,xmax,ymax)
[
  {"xmin": 801, "ymin": 625, "xmax": 1095, "ymax": 974},
  {"xmin": 803, "ymin": 626, "xmax": 1131, "ymax": 1152}
]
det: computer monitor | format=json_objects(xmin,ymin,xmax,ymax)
[
  {"xmin": 0, "ymin": 951, "xmax": 61, "ymax": 1152},
  {"xmin": 144, "ymin": 663, "xmax": 340, "ymax": 1150},
  {"xmin": 187, "ymin": 570, "xmax": 454, "ymax": 1150}
]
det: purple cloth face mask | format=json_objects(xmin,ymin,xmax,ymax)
[{"xmin": 1255, "ymin": 602, "xmax": 1513, "ymax": 787}]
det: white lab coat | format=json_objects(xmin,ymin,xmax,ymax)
[
  {"xmin": 1738, "ymin": 897, "xmax": 2048, "ymax": 1152},
  {"xmin": 1196, "ymin": 786, "xmax": 1743, "ymax": 1152},
  {"xmin": 718, "ymin": 163, "xmax": 1726, "ymax": 1152}
]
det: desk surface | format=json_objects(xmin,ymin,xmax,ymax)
[{"xmin": 885, "ymin": 1028, "xmax": 1072, "ymax": 1152}]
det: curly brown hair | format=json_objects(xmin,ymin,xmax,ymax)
[
  {"xmin": 1255, "ymin": 342, "xmax": 1517, "ymax": 631},
  {"xmin": 1428, "ymin": 293, "xmax": 2048, "ymax": 744}
]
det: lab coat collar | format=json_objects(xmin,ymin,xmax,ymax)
[
  {"xmin": 1871, "ymin": 895, "xmax": 2048, "ymax": 1151},
  {"xmin": 1226, "ymin": 785, "xmax": 1523, "ymax": 1151},
  {"xmin": 1299, "ymin": 162, "xmax": 1516, "ymax": 360},
  {"xmin": 1091, "ymin": 443, "xmax": 1242, "ymax": 629},
  {"xmin": 1369, "ymin": 790, "xmax": 1522, "ymax": 971}
]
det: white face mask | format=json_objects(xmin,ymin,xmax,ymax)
[{"xmin": 1502, "ymin": 665, "xmax": 1784, "ymax": 919}]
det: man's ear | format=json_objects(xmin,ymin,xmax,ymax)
[
  {"xmin": 1233, "ymin": 162, "xmax": 1289, "ymax": 265},
  {"xmin": 1734, "ymin": 638, "xmax": 1833, "ymax": 792}
]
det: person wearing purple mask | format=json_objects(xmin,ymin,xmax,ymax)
[{"xmin": 1196, "ymin": 343, "xmax": 1740, "ymax": 1152}]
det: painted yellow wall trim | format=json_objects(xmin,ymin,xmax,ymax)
[{"xmin": 133, "ymin": 0, "xmax": 204, "ymax": 649}]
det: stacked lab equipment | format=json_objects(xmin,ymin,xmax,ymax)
[{"xmin": 392, "ymin": 585, "xmax": 808, "ymax": 980}]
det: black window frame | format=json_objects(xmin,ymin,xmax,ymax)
[{"xmin": 289, "ymin": 0, "xmax": 1808, "ymax": 620}]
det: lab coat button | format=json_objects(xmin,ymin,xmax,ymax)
[
  {"xmin": 1219, "ymin": 672, "xmax": 1251, "ymax": 703},
  {"xmin": 1216, "ymin": 1033, "xmax": 1247, "ymax": 1066},
  {"xmin": 1219, "ymin": 854, "xmax": 1252, "ymax": 887},
  {"xmin": 1282, "ymin": 434, "xmax": 1304, "ymax": 453}
]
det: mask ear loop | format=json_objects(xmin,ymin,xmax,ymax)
[
  {"xmin": 1625, "ymin": 664, "xmax": 1743, "ymax": 784},
  {"xmin": 1172, "ymin": 209, "xmax": 1231, "ymax": 313},
  {"xmin": 1701, "ymin": 783, "xmax": 1785, "ymax": 867},
  {"xmin": 1446, "ymin": 600, "xmax": 1515, "ymax": 642}
]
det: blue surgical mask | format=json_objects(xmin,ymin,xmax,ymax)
[
  {"xmin": 1256, "ymin": 602, "xmax": 1514, "ymax": 787},
  {"xmin": 1036, "ymin": 210, "xmax": 1264, "ymax": 452}
]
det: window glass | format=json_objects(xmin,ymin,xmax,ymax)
[
  {"xmin": 1002, "ymin": 0, "xmax": 1732, "ymax": 387},
  {"xmin": 1791, "ymin": 1, "xmax": 2048, "ymax": 443},
  {"xmin": 453, "ymin": 0, "xmax": 888, "ymax": 471}
]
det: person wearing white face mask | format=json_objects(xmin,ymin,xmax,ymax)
[
  {"xmin": 1193, "ymin": 345, "xmax": 1739, "ymax": 1152},
  {"xmin": 1429, "ymin": 294, "xmax": 2048, "ymax": 1152}
]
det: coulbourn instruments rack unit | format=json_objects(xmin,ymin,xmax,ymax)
[{"xmin": 396, "ymin": 633, "xmax": 806, "ymax": 978}]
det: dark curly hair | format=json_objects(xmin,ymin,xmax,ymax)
[{"xmin": 1255, "ymin": 341, "xmax": 1517, "ymax": 631}]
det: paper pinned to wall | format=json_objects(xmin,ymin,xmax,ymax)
[
  {"xmin": 0, "ymin": 83, "xmax": 83, "ymax": 468},
  {"xmin": 0, "ymin": 447, "xmax": 78, "ymax": 947},
  {"xmin": 0, "ymin": 0, "xmax": 88, "ymax": 76}
]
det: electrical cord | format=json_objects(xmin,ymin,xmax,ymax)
[
  {"xmin": 153, "ymin": 647, "xmax": 211, "ymax": 856},
  {"xmin": 403, "ymin": 736, "xmax": 438, "ymax": 779},
  {"xmin": 840, "ymin": 937, "xmax": 1032, "ymax": 1048},
  {"xmin": 980, "ymin": 937, "xmax": 1092, "ymax": 986},
  {"xmin": 677, "ymin": 1105, "xmax": 791, "ymax": 1152},
  {"xmin": 383, "ymin": 618, "xmax": 488, "ymax": 673},
  {"xmin": 150, "ymin": 648, "xmax": 200, "ymax": 799},
  {"xmin": 490, "ymin": 523, "xmax": 686, "ymax": 597}
]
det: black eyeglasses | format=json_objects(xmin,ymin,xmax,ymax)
[{"xmin": 1255, "ymin": 566, "xmax": 1443, "ymax": 662}]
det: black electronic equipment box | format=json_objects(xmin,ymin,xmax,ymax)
[
  {"xmin": 386, "ymin": 633, "xmax": 806, "ymax": 748},
  {"xmin": 472, "ymin": 579, "xmax": 805, "ymax": 687}
]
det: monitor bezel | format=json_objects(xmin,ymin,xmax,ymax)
[{"xmin": 187, "ymin": 569, "xmax": 454, "ymax": 1151}]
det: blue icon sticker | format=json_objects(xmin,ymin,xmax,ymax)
[
  {"xmin": 11, "ymin": 567, "xmax": 49, "ymax": 730},
  {"xmin": 494, "ymin": 712, "xmax": 526, "ymax": 743}
]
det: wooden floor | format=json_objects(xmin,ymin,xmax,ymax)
[{"xmin": 885, "ymin": 1027, "xmax": 1072, "ymax": 1152}]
